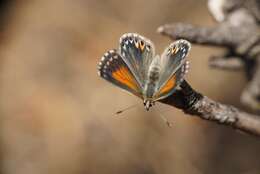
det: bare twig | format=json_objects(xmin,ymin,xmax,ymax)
[
  {"xmin": 157, "ymin": 23, "xmax": 245, "ymax": 47},
  {"xmin": 161, "ymin": 81, "xmax": 260, "ymax": 137},
  {"xmin": 241, "ymin": 57, "xmax": 260, "ymax": 110},
  {"xmin": 209, "ymin": 56, "xmax": 244, "ymax": 70}
]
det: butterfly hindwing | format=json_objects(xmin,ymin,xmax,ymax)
[
  {"xmin": 155, "ymin": 60, "xmax": 190, "ymax": 100},
  {"xmin": 98, "ymin": 49, "xmax": 142, "ymax": 98},
  {"xmin": 119, "ymin": 33, "xmax": 155, "ymax": 87}
]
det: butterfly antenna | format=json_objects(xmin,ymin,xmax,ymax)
[
  {"xmin": 115, "ymin": 104, "xmax": 138, "ymax": 115},
  {"xmin": 154, "ymin": 106, "xmax": 172, "ymax": 127}
]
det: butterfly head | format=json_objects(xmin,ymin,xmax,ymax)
[{"xmin": 143, "ymin": 99, "xmax": 155, "ymax": 111}]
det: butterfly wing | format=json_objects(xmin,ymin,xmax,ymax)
[
  {"xmin": 155, "ymin": 61, "xmax": 190, "ymax": 100},
  {"xmin": 98, "ymin": 49, "xmax": 142, "ymax": 98},
  {"xmin": 119, "ymin": 33, "xmax": 155, "ymax": 87},
  {"xmin": 154, "ymin": 39, "xmax": 191, "ymax": 100}
]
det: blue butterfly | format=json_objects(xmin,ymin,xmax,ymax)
[{"xmin": 98, "ymin": 33, "xmax": 191, "ymax": 111}]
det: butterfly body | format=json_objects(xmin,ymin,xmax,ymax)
[{"xmin": 98, "ymin": 33, "xmax": 191, "ymax": 111}]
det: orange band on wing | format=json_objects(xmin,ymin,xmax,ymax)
[
  {"xmin": 158, "ymin": 75, "xmax": 176, "ymax": 94},
  {"xmin": 171, "ymin": 46, "xmax": 179, "ymax": 54},
  {"xmin": 112, "ymin": 66, "xmax": 139, "ymax": 91}
]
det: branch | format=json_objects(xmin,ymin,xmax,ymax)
[
  {"xmin": 160, "ymin": 80, "xmax": 260, "ymax": 137},
  {"xmin": 209, "ymin": 55, "xmax": 244, "ymax": 70},
  {"xmin": 241, "ymin": 57, "xmax": 260, "ymax": 110},
  {"xmin": 158, "ymin": 0, "xmax": 260, "ymax": 111},
  {"xmin": 157, "ymin": 23, "xmax": 242, "ymax": 47},
  {"xmin": 157, "ymin": 8, "xmax": 257, "ymax": 48}
]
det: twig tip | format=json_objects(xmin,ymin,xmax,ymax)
[{"xmin": 157, "ymin": 26, "xmax": 164, "ymax": 33}]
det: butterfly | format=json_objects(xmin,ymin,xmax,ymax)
[{"xmin": 97, "ymin": 33, "xmax": 191, "ymax": 111}]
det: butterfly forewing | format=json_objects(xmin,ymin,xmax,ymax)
[
  {"xmin": 98, "ymin": 49, "xmax": 142, "ymax": 98},
  {"xmin": 119, "ymin": 33, "xmax": 155, "ymax": 87}
]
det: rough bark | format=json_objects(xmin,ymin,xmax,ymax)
[{"xmin": 161, "ymin": 81, "xmax": 260, "ymax": 137}]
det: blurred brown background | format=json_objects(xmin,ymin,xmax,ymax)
[{"xmin": 0, "ymin": 0, "xmax": 260, "ymax": 174}]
